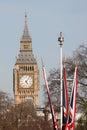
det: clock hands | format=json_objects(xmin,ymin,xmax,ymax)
[
  {"xmin": 20, "ymin": 75, "xmax": 33, "ymax": 88},
  {"xmin": 25, "ymin": 79, "xmax": 28, "ymax": 84}
]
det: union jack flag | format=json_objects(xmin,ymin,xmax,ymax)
[
  {"xmin": 65, "ymin": 67, "xmax": 78, "ymax": 130},
  {"xmin": 42, "ymin": 60, "xmax": 58, "ymax": 130},
  {"xmin": 62, "ymin": 67, "xmax": 68, "ymax": 130}
]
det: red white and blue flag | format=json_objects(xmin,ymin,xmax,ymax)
[
  {"xmin": 65, "ymin": 66, "xmax": 78, "ymax": 130},
  {"xmin": 42, "ymin": 60, "xmax": 58, "ymax": 130},
  {"xmin": 62, "ymin": 67, "xmax": 68, "ymax": 130}
]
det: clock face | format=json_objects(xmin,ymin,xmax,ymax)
[{"xmin": 20, "ymin": 75, "xmax": 33, "ymax": 88}]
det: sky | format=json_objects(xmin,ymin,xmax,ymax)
[{"xmin": 0, "ymin": 0, "xmax": 87, "ymax": 105}]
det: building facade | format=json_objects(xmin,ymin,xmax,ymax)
[{"xmin": 13, "ymin": 14, "xmax": 39, "ymax": 107}]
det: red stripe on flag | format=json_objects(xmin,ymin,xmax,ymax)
[
  {"xmin": 42, "ymin": 64, "xmax": 58, "ymax": 130},
  {"xmin": 65, "ymin": 67, "xmax": 78, "ymax": 130}
]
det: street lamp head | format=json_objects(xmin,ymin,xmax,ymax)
[{"xmin": 58, "ymin": 32, "xmax": 64, "ymax": 45}]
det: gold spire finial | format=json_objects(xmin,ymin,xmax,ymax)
[
  {"xmin": 58, "ymin": 32, "xmax": 64, "ymax": 45},
  {"xmin": 25, "ymin": 10, "xmax": 27, "ymax": 22}
]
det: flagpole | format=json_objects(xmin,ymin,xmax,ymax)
[{"xmin": 58, "ymin": 32, "xmax": 64, "ymax": 130}]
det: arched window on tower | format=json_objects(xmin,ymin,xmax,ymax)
[
  {"xmin": 26, "ymin": 66, "xmax": 27, "ymax": 71},
  {"xmin": 30, "ymin": 66, "xmax": 31, "ymax": 71}
]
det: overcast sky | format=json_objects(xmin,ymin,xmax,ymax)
[{"xmin": 0, "ymin": 1, "xmax": 87, "ymax": 105}]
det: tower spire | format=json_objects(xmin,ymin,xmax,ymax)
[{"xmin": 21, "ymin": 12, "xmax": 32, "ymax": 42}]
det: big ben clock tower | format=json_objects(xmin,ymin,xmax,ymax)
[{"xmin": 13, "ymin": 14, "xmax": 39, "ymax": 107}]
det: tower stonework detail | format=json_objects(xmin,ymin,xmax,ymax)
[{"xmin": 13, "ymin": 15, "xmax": 39, "ymax": 107}]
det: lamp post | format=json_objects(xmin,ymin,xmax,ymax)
[{"xmin": 58, "ymin": 32, "xmax": 64, "ymax": 130}]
